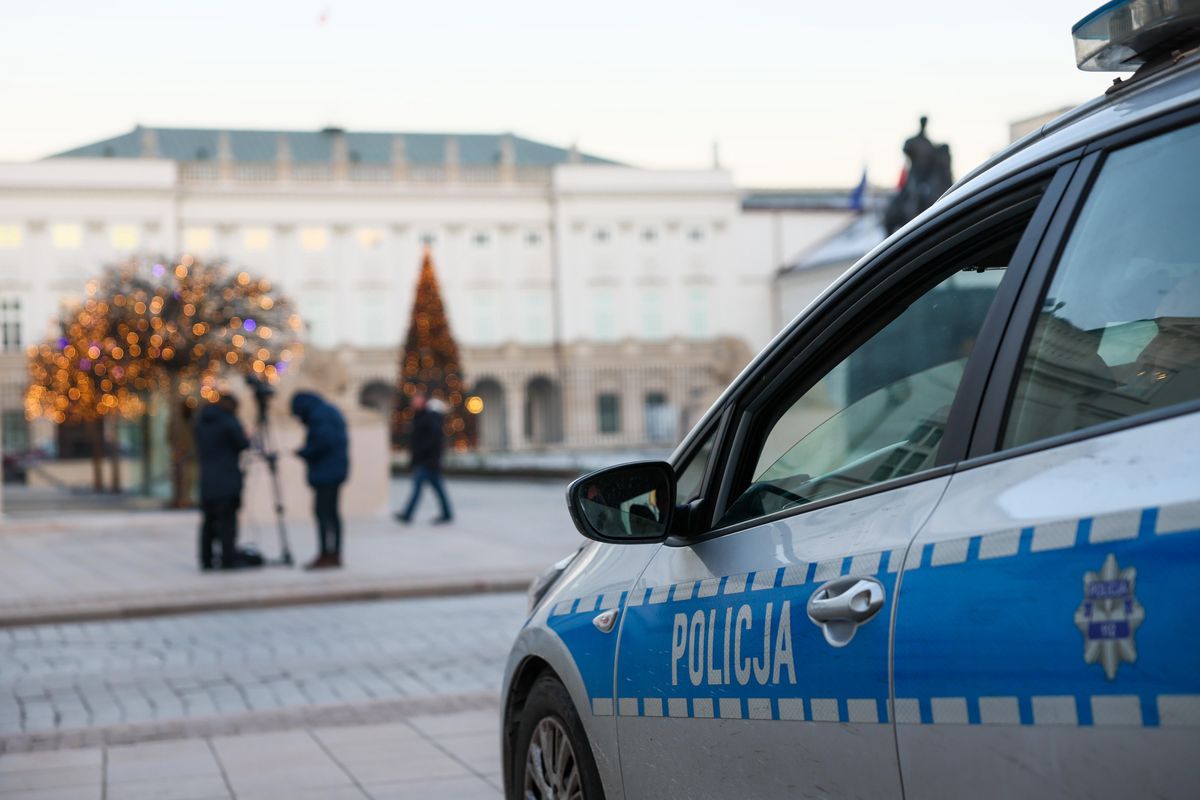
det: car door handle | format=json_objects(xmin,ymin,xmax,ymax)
[{"xmin": 807, "ymin": 576, "xmax": 885, "ymax": 648}]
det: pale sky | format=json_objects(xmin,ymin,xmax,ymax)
[{"xmin": 0, "ymin": 0, "xmax": 1115, "ymax": 188}]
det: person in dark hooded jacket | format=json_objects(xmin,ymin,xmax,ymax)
[
  {"xmin": 194, "ymin": 394, "xmax": 251, "ymax": 570},
  {"xmin": 290, "ymin": 391, "xmax": 349, "ymax": 569}
]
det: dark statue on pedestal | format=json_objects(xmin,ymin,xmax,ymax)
[{"xmin": 884, "ymin": 116, "xmax": 953, "ymax": 235}]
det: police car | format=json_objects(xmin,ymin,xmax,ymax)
[{"xmin": 502, "ymin": 2, "xmax": 1200, "ymax": 796}]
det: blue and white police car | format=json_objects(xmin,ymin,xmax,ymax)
[{"xmin": 503, "ymin": 2, "xmax": 1200, "ymax": 796}]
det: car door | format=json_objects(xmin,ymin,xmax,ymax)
[
  {"xmin": 893, "ymin": 120, "xmax": 1200, "ymax": 798},
  {"xmin": 610, "ymin": 173, "xmax": 1070, "ymax": 798}
]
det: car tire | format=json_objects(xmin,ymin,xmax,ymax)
[{"xmin": 512, "ymin": 673, "xmax": 606, "ymax": 800}]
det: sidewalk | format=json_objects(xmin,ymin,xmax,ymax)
[
  {"xmin": 0, "ymin": 478, "xmax": 578, "ymax": 626},
  {"xmin": 0, "ymin": 707, "xmax": 502, "ymax": 799}
]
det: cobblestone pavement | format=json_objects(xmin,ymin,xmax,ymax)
[
  {"xmin": 0, "ymin": 594, "xmax": 526, "ymax": 748},
  {"xmin": 0, "ymin": 709, "xmax": 504, "ymax": 799}
]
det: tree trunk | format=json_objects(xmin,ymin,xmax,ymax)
[
  {"xmin": 108, "ymin": 415, "xmax": 122, "ymax": 494},
  {"xmin": 140, "ymin": 407, "xmax": 152, "ymax": 496},
  {"xmin": 88, "ymin": 418, "xmax": 104, "ymax": 493},
  {"xmin": 169, "ymin": 378, "xmax": 183, "ymax": 507},
  {"xmin": 168, "ymin": 373, "xmax": 192, "ymax": 508}
]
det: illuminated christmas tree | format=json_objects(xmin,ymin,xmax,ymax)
[{"xmin": 394, "ymin": 248, "xmax": 472, "ymax": 451}]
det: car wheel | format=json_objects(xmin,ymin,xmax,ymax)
[{"xmin": 514, "ymin": 674, "xmax": 605, "ymax": 800}]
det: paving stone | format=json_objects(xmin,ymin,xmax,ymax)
[
  {"xmin": 104, "ymin": 775, "xmax": 231, "ymax": 800},
  {"xmin": 363, "ymin": 775, "xmax": 501, "ymax": 800},
  {"xmin": 343, "ymin": 753, "xmax": 471, "ymax": 784},
  {"xmin": 236, "ymin": 787, "xmax": 367, "ymax": 800},
  {"xmin": 408, "ymin": 709, "xmax": 499, "ymax": 739},
  {"xmin": 105, "ymin": 739, "xmax": 220, "ymax": 783},
  {"xmin": 0, "ymin": 764, "xmax": 101, "ymax": 792},
  {"xmin": 0, "ymin": 784, "xmax": 103, "ymax": 800}
]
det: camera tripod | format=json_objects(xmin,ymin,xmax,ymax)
[{"xmin": 248, "ymin": 377, "xmax": 294, "ymax": 567}]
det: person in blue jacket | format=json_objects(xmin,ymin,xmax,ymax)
[
  {"xmin": 290, "ymin": 391, "xmax": 349, "ymax": 569},
  {"xmin": 194, "ymin": 394, "xmax": 250, "ymax": 570}
]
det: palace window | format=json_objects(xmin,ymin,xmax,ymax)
[
  {"xmin": 52, "ymin": 223, "xmax": 82, "ymax": 249},
  {"xmin": 642, "ymin": 289, "xmax": 666, "ymax": 340},
  {"xmin": 593, "ymin": 290, "xmax": 617, "ymax": 341},
  {"xmin": 244, "ymin": 227, "xmax": 271, "ymax": 251},
  {"xmin": 0, "ymin": 225, "xmax": 21, "ymax": 248},
  {"xmin": 361, "ymin": 291, "xmax": 387, "ymax": 343},
  {"xmin": 473, "ymin": 291, "xmax": 499, "ymax": 345},
  {"xmin": 183, "ymin": 226, "xmax": 214, "ymax": 253},
  {"xmin": 0, "ymin": 296, "xmax": 22, "ymax": 352},
  {"xmin": 300, "ymin": 227, "xmax": 329, "ymax": 251},
  {"xmin": 597, "ymin": 393, "xmax": 621, "ymax": 434},
  {"xmin": 644, "ymin": 392, "xmax": 674, "ymax": 442},
  {"xmin": 110, "ymin": 225, "xmax": 139, "ymax": 250},
  {"xmin": 2, "ymin": 410, "xmax": 29, "ymax": 455},
  {"xmin": 300, "ymin": 292, "xmax": 334, "ymax": 348},
  {"xmin": 525, "ymin": 293, "xmax": 551, "ymax": 344},
  {"xmin": 687, "ymin": 288, "xmax": 710, "ymax": 338},
  {"xmin": 358, "ymin": 228, "xmax": 385, "ymax": 250}
]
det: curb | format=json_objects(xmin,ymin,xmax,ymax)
[
  {"xmin": 0, "ymin": 576, "xmax": 533, "ymax": 628},
  {"xmin": 0, "ymin": 690, "xmax": 500, "ymax": 754}
]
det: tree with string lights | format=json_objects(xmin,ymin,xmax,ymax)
[
  {"xmin": 97, "ymin": 255, "xmax": 303, "ymax": 398},
  {"xmin": 393, "ymin": 248, "xmax": 473, "ymax": 452},
  {"xmin": 26, "ymin": 255, "xmax": 304, "ymax": 504},
  {"xmin": 25, "ymin": 291, "xmax": 149, "ymax": 492}
]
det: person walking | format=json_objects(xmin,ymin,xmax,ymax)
[
  {"xmin": 396, "ymin": 395, "xmax": 453, "ymax": 525},
  {"xmin": 290, "ymin": 391, "xmax": 349, "ymax": 570},
  {"xmin": 194, "ymin": 394, "xmax": 250, "ymax": 571}
]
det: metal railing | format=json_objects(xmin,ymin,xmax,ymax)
[{"xmin": 232, "ymin": 164, "xmax": 278, "ymax": 182}]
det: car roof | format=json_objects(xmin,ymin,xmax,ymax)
[{"xmin": 945, "ymin": 53, "xmax": 1200, "ymax": 211}]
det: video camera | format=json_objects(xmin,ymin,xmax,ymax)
[{"xmin": 246, "ymin": 374, "xmax": 276, "ymax": 427}]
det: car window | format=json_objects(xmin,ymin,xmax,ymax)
[
  {"xmin": 1004, "ymin": 123, "xmax": 1200, "ymax": 449},
  {"xmin": 676, "ymin": 428, "xmax": 716, "ymax": 503},
  {"xmin": 718, "ymin": 226, "xmax": 1031, "ymax": 528}
]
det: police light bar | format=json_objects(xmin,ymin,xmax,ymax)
[{"xmin": 1073, "ymin": 0, "xmax": 1200, "ymax": 71}]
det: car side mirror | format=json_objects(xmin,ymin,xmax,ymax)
[{"xmin": 566, "ymin": 460, "xmax": 676, "ymax": 544}]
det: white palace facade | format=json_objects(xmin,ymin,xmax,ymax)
[{"xmin": 0, "ymin": 126, "xmax": 855, "ymax": 461}]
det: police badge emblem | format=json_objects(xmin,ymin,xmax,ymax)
[{"xmin": 1074, "ymin": 553, "xmax": 1145, "ymax": 680}]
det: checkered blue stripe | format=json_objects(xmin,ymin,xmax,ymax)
[{"xmin": 548, "ymin": 502, "xmax": 1200, "ymax": 726}]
